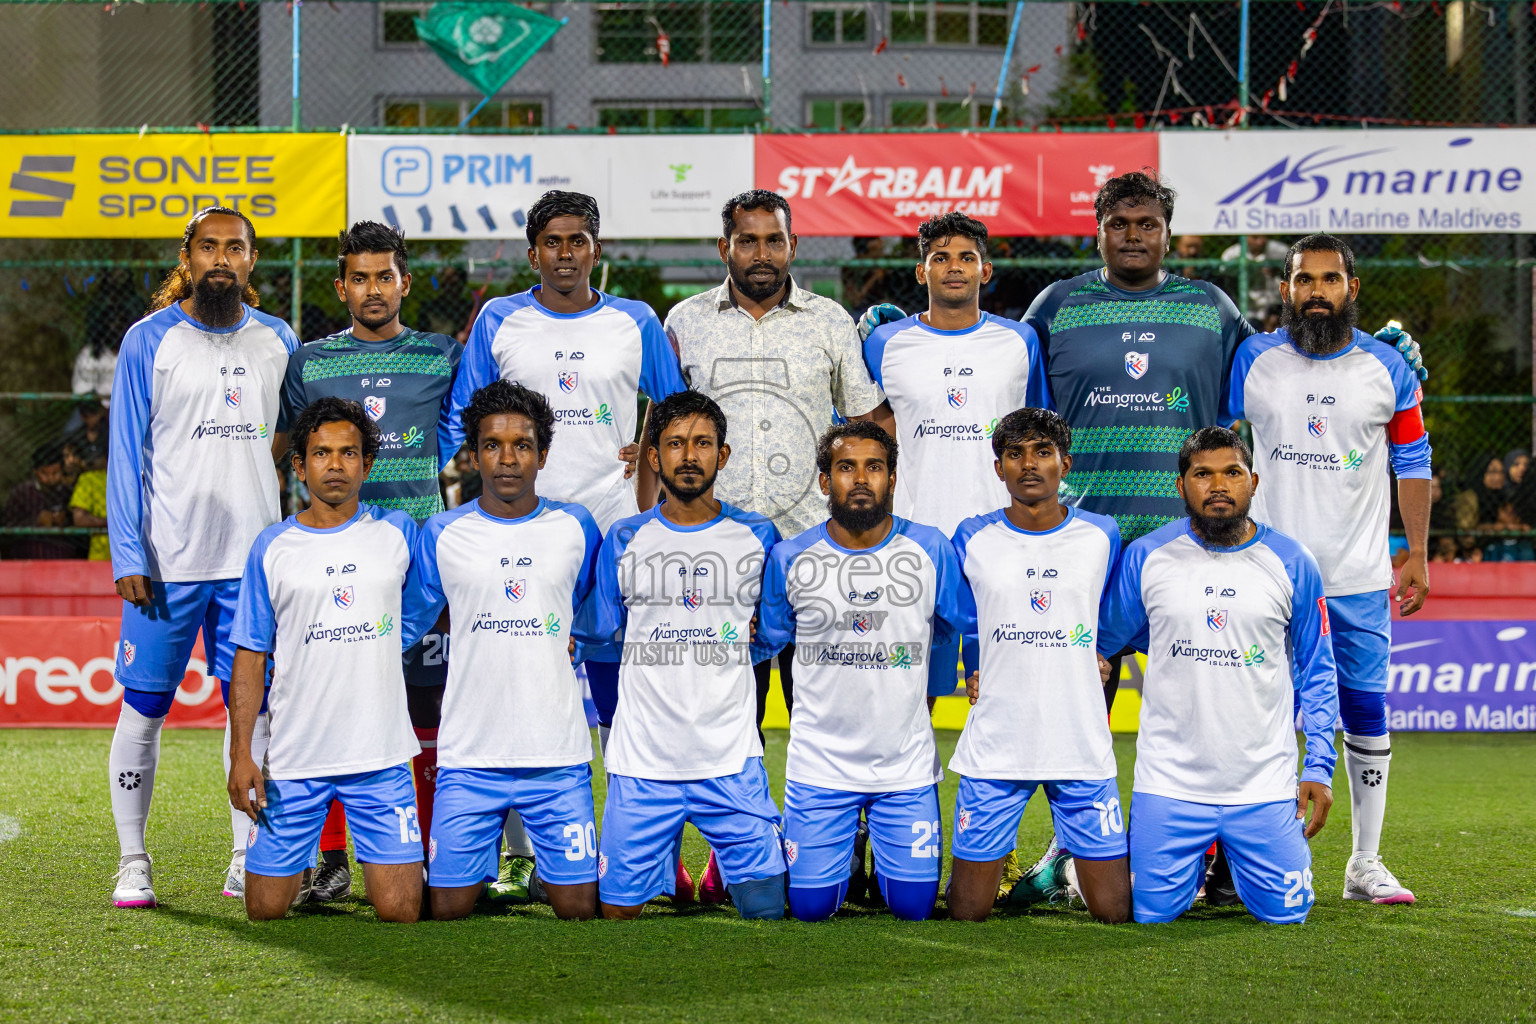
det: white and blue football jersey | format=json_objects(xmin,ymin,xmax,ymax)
[
  {"xmin": 108, "ymin": 303, "xmax": 299, "ymax": 582},
  {"xmin": 230, "ymin": 505, "xmax": 429, "ymax": 780},
  {"xmin": 448, "ymin": 287, "xmax": 688, "ymax": 533},
  {"xmin": 1226, "ymin": 328, "xmax": 1432, "ymax": 597},
  {"xmin": 758, "ymin": 517, "xmax": 975, "ymax": 794},
  {"xmin": 862, "ymin": 314, "xmax": 1049, "ymax": 537},
  {"xmin": 1098, "ymin": 520, "xmax": 1338, "ymax": 805},
  {"xmin": 574, "ymin": 503, "xmax": 779, "ymax": 781},
  {"xmin": 950, "ymin": 507, "xmax": 1120, "ymax": 780},
  {"xmin": 408, "ymin": 497, "xmax": 602, "ymax": 770}
]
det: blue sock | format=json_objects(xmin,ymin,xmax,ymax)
[
  {"xmin": 788, "ymin": 880, "xmax": 849, "ymax": 922},
  {"xmin": 728, "ymin": 873, "xmax": 786, "ymax": 920},
  {"xmin": 879, "ymin": 876, "xmax": 938, "ymax": 922}
]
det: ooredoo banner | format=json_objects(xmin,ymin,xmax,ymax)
[
  {"xmin": 0, "ymin": 133, "xmax": 347, "ymax": 239},
  {"xmin": 348, "ymin": 134, "xmax": 753, "ymax": 239},
  {"xmin": 754, "ymin": 132, "xmax": 1159, "ymax": 236},
  {"xmin": 1159, "ymin": 128, "xmax": 1536, "ymax": 235},
  {"xmin": 0, "ymin": 617, "xmax": 224, "ymax": 728}
]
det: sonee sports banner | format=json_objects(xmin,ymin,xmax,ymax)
[
  {"xmin": 0, "ymin": 133, "xmax": 347, "ymax": 239},
  {"xmin": 755, "ymin": 132, "xmax": 1159, "ymax": 236}
]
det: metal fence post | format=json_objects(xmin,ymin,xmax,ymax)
[
  {"xmin": 290, "ymin": 0, "xmax": 303, "ymax": 337},
  {"xmin": 761, "ymin": 0, "xmax": 772, "ymax": 129},
  {"xmin": 1235, "ymin": 0, "xmax": 1250, "ymax": 319}
]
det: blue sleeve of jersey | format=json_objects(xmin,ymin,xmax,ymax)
[
  {"xmin": 567, "ymin": 504, "xmax": 605, "ymax": 613},
  {"xmin": 1389, "ymin": 435, "xmax": 1433, "ymax": 479},
  {"xmin": 402, "ymin": 519, "xmax": 448, "ymax": 652},
  {"xmin": 435, "ymin": 338, "xmax": 465, "ymax": 471},
  {"xmin": 1097, "ymin": 537, "xmax": 1150, "ymax": 656},
  {"xmin": 573, "ymin": 523, "xmax": 632, "ymax": 647},
  {"xmin": 1276, "ymin": 538, "xmax": 1339, "ymax": 785},
  {"xmin": 635, "ymin": 309, "xmax": 688, "ymax": 402},
  {"xmin": 949, "ymin": 517, "xmax": 988, "ymax": 644},
  {"xmin": 862, "ymin": 321, "xmax": 901, "ymax": 392},
  {"xmin": 229, "ymin": 529, "xmax": 280, "ymax": 653},
  {"xmin": 446, "ymin": 304, "xmax": 507, "ymax": 454},
  {"xmin": 1223, "ymin": 339, "xmax": 1256, "ymax": 424},
  {"xmin": 106, "ymin": 322, "xmax": 160, "ymax": 580},
  {"xmin": 1080, "ymin": 511, "xmax": 1123, "ymax": 608},
  {"xmin": 755, "ymin": 543, "xmax": 797, "ymax": 655},
  {"xmin": 377, "ymin": 511, "xmax": 430, "ymax": 651},
  {"xmin": 1020, "ymin": 281, "xmax": 1066, "ymax": 361},
  {"xmin": 1209, "ymin": 284, "xmax": 1256, "ymax": 421},
  {"xmin": 927, "ymin": 534, "xmax": 975, "ymax": 697},
  {"xmin": 1013, "ymin": 322, "xmax": 1052, "ymax": 410},
  {"xmin": 743, "ymin": 519, "xmax": 784, "ymax": 664},
  {"xmin": 278, "ymin": 348, "xmax": 305, "ymax": 434}
]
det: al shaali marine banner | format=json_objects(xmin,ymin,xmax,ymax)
[
  {"xmin": 1160, "ymin": 128, "xmax": 1535, "ymax": 235},
  {"xmin": 348, "ymin": 135, "xmax": 753, "ymax": 239},
  {"xmin": 414, "ymin": 2, "xmax": 565, "ymax": 98},
  {"xmin": 0, "ymin": 133, "xmax": 347, "ymax": 239}
]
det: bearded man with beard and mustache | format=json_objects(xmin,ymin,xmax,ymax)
[
  {"xmin": 1225, "ymin": 233, "xmax": 1432, "ymax": 908},
  {"xmin": 106, "ymin": 208, "xmax": 300, "ymax": 912},
  {"xmin": 757, "ymin": 421, "xmax": 973, "ymax": 924}
]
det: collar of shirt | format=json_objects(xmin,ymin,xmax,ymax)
[{"xmin": 712, "ymin": 275, "xmax": 810, "ymax": 317}]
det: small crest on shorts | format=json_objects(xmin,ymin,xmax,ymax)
[
  {"xmin": 1207, "ymin": 607, "xmax": 1227, "ymax": 632},
  {"xmin": 333, "ymin": 585, "xmax": 355, "ymax": 609},
  {"xmin": 429, "ymin": 837, "xmax": 438, "ymax": 863},
  {"xmin": 598, "ymin": 853, "xmax": 609, "ymax": 878},
  {"xmin": 1030, "ymin": 589, "xmax": 1051, "ymax": 614},
  {"xmin": 957, "ymin": 808, "xmax": 971, "ymax": 833},
  {"xmin": 784, "ymin": 839, "xmax": 799, "ymax": 865},
  {"xmin": 247, "ymin": 823, "xmax": 258, "ymax": 848},
  {"xmin": 121, "ymin": 640, "xmax": 136, "ymax": 666},
  {"xmin": 505, "ymin": 577, "xmax": 526, "ymax": 602}
]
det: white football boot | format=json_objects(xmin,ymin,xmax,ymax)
[
  {"xmin": 113, "ymin": 858, "xmax": 156, "ymax": 909},
  {"xmin": 1343, "ymin": 854, "xmax": 1416, "ymax": 905}
]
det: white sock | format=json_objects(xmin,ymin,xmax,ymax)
[
  {"xmin": 598, "ymin": 724, "xmax": 610, "ymax": 757},
  {"xmin": 1343, "ymin": 730, "xmax": 1391, "ymax": 858},
  {"xmin": 504, "ymin": 809, "xmax": 535, "ymax": 859},
  {"xmin": 109, "ymin": 702, "xmax": 164, "ymax": 860},
  {"xmin": 223, "ymin": 713, "xmax": 271, "ymax": 853}
]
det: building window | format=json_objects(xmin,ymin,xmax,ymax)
[
  {"xmin": 807, "ymin": 3, "xmax": 868, "ymax": 46},
  {"xmin": 889, "ymin": 1, "xmax": 1008, "ymax": 47},
  {"xmin": 594, "ymin": 2, "xmax": 762, "ymax": 64},
  {"xmin": 596, "ymin": 102, "xmax": 762, "ymax": 130},
  {"xmin": 888, "ymin": 97, "xmax": 991, "ymax": 128},
  {"xmin": 806, "ymin": 97, "xmax": 869, "ymax": 130},
  {"xmin": 383, "ymin": 98, "xmax": 546, "ymax": 129}
]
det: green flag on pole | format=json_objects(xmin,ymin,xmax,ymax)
[{"xmin": 414, "ymin": 3, "xmax": 566, "ymax": 98}]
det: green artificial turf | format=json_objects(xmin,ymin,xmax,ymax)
[{"xmin": 1, "ymin": 729, "xmax": 1532, "ymax": 1023}]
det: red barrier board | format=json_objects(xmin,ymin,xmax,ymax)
[
  {"xmin": 0, "ymin": 616, "xmax": 225, "ymax": 728},
  {"xmin": 755, "ymin": 132, "xmax": 1159, "ymax": 236}
]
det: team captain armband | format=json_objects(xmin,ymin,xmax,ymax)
[{"xmin": 1387, "ymin": 404, "xmax": 1426, "ymax": 445}]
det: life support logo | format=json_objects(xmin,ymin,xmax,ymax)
[
  {"xmin": 946, "ymin": 387, "xmax": 967, "ymax": 409},
  {"xmin": 558, "ymin": 371, "xmax": 578, "ymax": 393},
  {"xmin": 1308, "ymin": 415, "xmax": 1328, "ymax": 437},
  {"xmin": 225, "ymin": 386, "xmax": 241, "ymax": 409},
  {"xmin": 333, "ymin": 586, "xmax": 355, "ymax": 610},
  {"xmin": 364, "ymin": 395, "xmax": 386, "ymax": 421},
  {"xmin": 505, "ymin": 578, "xmax": 526, "ymax": 602},
  {"xmin": 1207, "ymin": 608, "xmax": 1227, "ymax": 632},
  {"xmin": 1030, "ymin": 590, "xmax": 1051, "ymax": 614},
  {"xmin": 1125, "ymin": 352, "xmax": 1149, "ymax": 380}
]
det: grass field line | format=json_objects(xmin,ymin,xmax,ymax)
[{"xmin": 0, "ymin": 812, "xmax": 20, "ymax": 845}]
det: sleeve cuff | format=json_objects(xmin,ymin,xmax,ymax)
[{"xmin": 1301, "ymin": 764, "xmax": 1335, "ymax": 786}]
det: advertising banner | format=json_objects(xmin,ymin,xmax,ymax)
[
  {"xmin": 348, "ymin": 135, "xmax": 753, "ymax": 239},
  {"xmin": 754, "ymin": 132, "xmax": 1159, "ymax": 236},
  {"xmin": 0, "ymin": 617, "xmax": 223, "ymax": 728},
  {"xmin": 0, "ymin": 133, "xmax": 347, "ymax": 239},
  {"xmin": 1383, "ymin": 619, "xmax": 1536, "ymax": 732},
  {"xmin": 1159, "ymin": 128, "xmax": 1536, "ymax": 235}
]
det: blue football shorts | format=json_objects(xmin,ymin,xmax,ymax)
[
  {"xmin": 1129, "ymin": 792, "xmax": 1315, "ymax": 925},
  {"xmin": 402, "ymin": 631, "xmax": 449, "ymax": 688},
  {"xmin": 428, "ymin": 764, "xmax": 597, "ymax": 888},
  {"xmin": 598, "ymin": 757, "xmax": 784, "ymax": 906},
  {"xmin": 244, "ymin": 763, "xmax": 422, "ymax": 878},
  {"xmin": 951, "ymin": 776, "xmax": 1127, "ymax": 863},
  {"xmin": 782, "ymin": 781, "xmax": 942, "ymax": 888},
  {"xmin": 1327, "ymin": 590, "xmax": 1391, "ymax": 694},
  {"xmin": 116, "ymin": 578, "xmax": 241, "ymax": 690}
]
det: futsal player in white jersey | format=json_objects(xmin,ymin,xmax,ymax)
[
  {"xmin": 407, "ymin": 380, "xmax": 603, "ymax": 921},
  {"xmin": 947, "ymin": 408, "xmax": 1129, "ymax": 923},
  {"xmin": 106, "ymin": 208, "xmax": 299, "ymax": 909},
  {"xmin": 1226, "ymin": 234, "xmax": 1429, "ymax": 905},
  {"xmin": 574, "ymin": 390, "xmax": 787, "ymax": 920},
  {"xmin": 447, "ymin": 191, "xmax": 687, "ymax": 897},
  {"xmin": 226, "ymin": 397, "xmax": 430, "ymax": 922},
  {"xmin": 758, "ymin": 421, "xmax": 973, "ymax": 923},
  {"xmin": 1098, "ymin": 427, "xmax": 1338, "ymax": 925}
]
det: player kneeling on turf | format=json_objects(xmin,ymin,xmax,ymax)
[
  {"xmin": 407, "ymin": 380, "xmax": 604, "ymax": 921},
  {"xmin": 947, "ymin": 408, "xmax": 1130, "ymax": 923},
  {"xmin": 1098, "ymin": 427, "xmax": 1338, "ymax": 925},
  {"xmin": 227, "ymin": 397, "xmax": 431, "ymax": 922},
  {"xmin": 758, "ymin": 421, "xmax": 972, "ymax": 923},
  {"xmin": 575, "ymin": 390, "xmax": 786, "ymax": 921}
]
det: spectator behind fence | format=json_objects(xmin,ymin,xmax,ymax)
[
  {"xmin": 1472, "ymin": 455, "xmax": 1507, "ymax": 525},
  {"xmin": 1173, "ymin": 234, "xmax": 1205, "ymax": 279},
  {"xmin": 71, "ymin": 458, "xmax": 109, "ymax": 561},
  {"xmin": 64, "ymin": 397, "xmax": 109, "ymax": 471},
  {"xmin": 4, "ymin": 443, "xmax": 76, "ymax": 559},
  {"xmin": 418, "ymin": 265, "xmax": 475, "ymax": 342},
  {"xmin": 1503, "ymin": 448, "xmax": 1535, "ymax": 525},
  {"xmin": 1221, "ymin": 234, "xmax": 1289, "ymax": 329},
  {"xmin": 1484, "ymin": 501, "xmax": 1535, "ymax": 561}
]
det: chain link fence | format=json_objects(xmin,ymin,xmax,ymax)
[{"xmin": 0, "ymin": 0, "xmax": 1533, "ymax": 555}]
